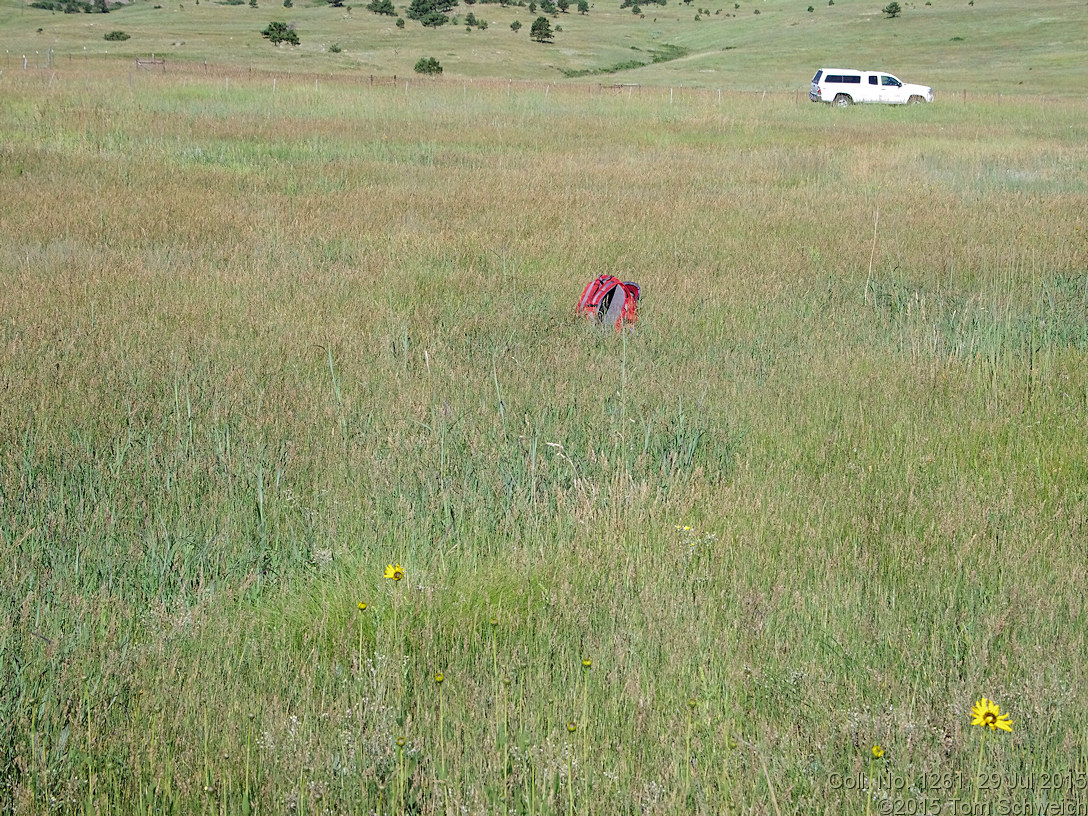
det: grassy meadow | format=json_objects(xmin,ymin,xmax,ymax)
[
  {"xmin": 1, "ymin": 0, "xmax": 1087, "ymax": 91},
  {"xmin": 2, "ymin": 12, "xmax": 1088, "ymax": 816}
]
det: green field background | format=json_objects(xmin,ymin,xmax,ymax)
[
  {"xmin": 2, "ymin": 2, "xmax": 1088, "ymax": 812},
  {"xmin": 1, "ymin": 0, "xmax": 1086, "ymax": 91}
]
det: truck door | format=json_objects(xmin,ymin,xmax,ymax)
[
  {"xmin": 865, "ymin": 74, "xmax": 880, "ymax": 103},
  {"xmin": 879, "ymin": 74, "xmax": 905, "ymax": 103}
]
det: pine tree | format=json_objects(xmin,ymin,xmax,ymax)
[{"xmin": 529, "ymin": 14, "xmax": 552, "ymax": 41}]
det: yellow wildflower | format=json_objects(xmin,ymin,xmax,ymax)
[{"xmin": 971, "ymin": 698, "xmax": 1012, "ymax": 732}]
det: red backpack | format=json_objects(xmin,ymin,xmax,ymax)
[{"xmin": 575, "ymin": 275, "xmax": 641, "ymax": 331}]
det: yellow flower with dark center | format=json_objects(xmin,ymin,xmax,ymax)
[
  {"xmin": 357, "ymin": 602, "xmax": 368, "ymax": 611},
  {"xmin": 582, "ymin": 658, "xmax": 592, "ymax": 670},
  {"xmin": 971, "ymin": 698, "xmax": 1013, "ymax": 732},
  {"xmin": 435, "ymin": 672, "xmax": 444, "ymax": 685},
  {"xmin": 872, "ymin": 745, "xmax": 885, "ymax": 759},
  {"xmin": 567, "ymin": 721, "xmax": 577, "ymax": 733},
  {"xmin": 384, "ymin": 563, "xmax": 405, "ymax": 581}
]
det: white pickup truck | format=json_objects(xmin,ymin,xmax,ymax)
[{"xmin": 809, "ymin": 69, "xmax": 934, "ymax": 106}]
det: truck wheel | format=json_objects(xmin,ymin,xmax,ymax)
[
  {"xmin": 908, "ymin": 95, "xmax": 925, "ymax": 104},
  {"xmin": 834, "ymin": 94, "xmax": 852, "ymax": 108}
]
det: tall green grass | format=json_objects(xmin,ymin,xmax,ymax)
[{"xmin": 2, "ymin": 67, "xmax": 1088, "ymax": 814}]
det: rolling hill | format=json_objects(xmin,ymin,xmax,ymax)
[{"xmin": 1, "ymin": 0, "xmax": 1085, "ymax": 92}]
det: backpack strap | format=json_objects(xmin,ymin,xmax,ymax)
[
  {"xmin": 600, "ymin": 284, "xmax": 627, "ymax": 329},
  {"xmin": 576, "ymin": 276, "xmax": 640, "ymax": 330},
  {"xmin": 618, "ymin": 282, "xmax": 640, "ymax": 328},
  {"xmin": 576, "ymin": 275, "xmax": 622, "ymax": 317}
]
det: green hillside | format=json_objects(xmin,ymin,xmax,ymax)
[{"xmin": 0, "ymin": 0, "xmax": 1085, "ymax": 91}]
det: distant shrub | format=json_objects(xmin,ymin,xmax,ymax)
[
  {"xmin": 510, "ymin": 18, "xmax": 521, "ymax": 28},
  {"xmin": 260, "ymin": 20, "xmax": 299, "ymax": 43},
  {"xmin": 807, "ymin": 4, "xmax": 813, "ymax": 10},
  {"xmin": 529, "ymin": 13, "xmax": 552, "ymax": 39},
  {"xmin": 32, "ymin": 0, "xmax": 95, "ymax": 11},
  {"xmin": 329, "ymin": 42, "xmax": 341, "ymax": 51},
  {"xmin": 407, "ymin": 0, "xmax": 456, "ymax": 24},
  {"xmin": 367, "ymin": 0, "xmax": 395, "ymax": 13},
  {"xmin": 882, "ymin": 1, "xmax": 900, "ymax": 16},
  {"xmin": 103, "ymin": 29, "xmax": 129, "ymax": 39},
  {"xmin": 414, "ymin": 56, "xmax": 442, "ymax": 74}
]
